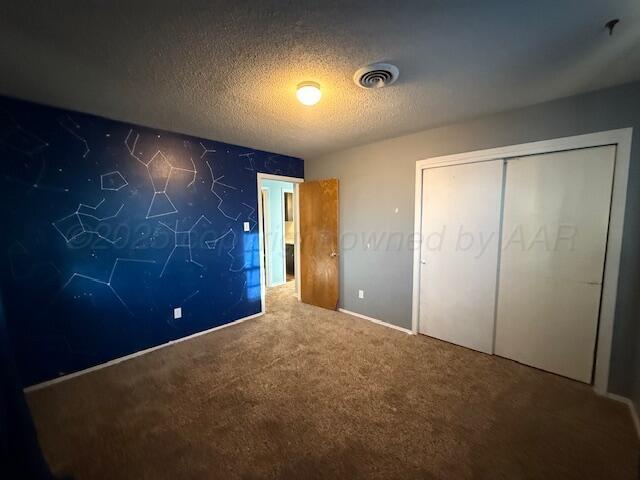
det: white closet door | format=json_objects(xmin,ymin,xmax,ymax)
[
  {"xmin": 495, "ymin": 146, "xmax": 615, "ymax": 383},
  {"xmin": 419, "ymin": 160, "xmax": 504, "ymax": 354}
]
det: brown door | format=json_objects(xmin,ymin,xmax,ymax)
[{"xmin": 299, "ymin": 179, "xmax": 339, "ymax": 310}]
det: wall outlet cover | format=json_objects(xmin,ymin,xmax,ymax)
[
  {"xmin": 243, "ymin": 222, "xmax": 250, "ymax": 231},
  {"xmin": 173, "ymin": 307, "xmax": 182, "ymax": 319},
  {"xmin": 358, "ymin": 289, "xmax": 364, "ymax": 299}
]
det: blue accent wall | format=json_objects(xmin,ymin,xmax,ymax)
[{"xmin": 0, "ymin": 96, "xmax": 303, "ymax": 387}]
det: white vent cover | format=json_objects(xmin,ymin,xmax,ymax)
[{"xmin": 354, "ymin": 63, "xmax": 399, "ymax": 89}]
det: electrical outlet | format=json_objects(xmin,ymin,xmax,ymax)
[
  {"xmin": 173, "ymin": 307, "xmax": 182, "ymax": 319},
  {"xmin": 243, "ymin": 222, "xmax": 250, "ymax": 232},
  {"xmin": 358, "ymin": 289, "xmax": 364, "ymax": 299}
]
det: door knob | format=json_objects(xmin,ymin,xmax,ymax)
[
  {"xmin": 330, "ymin": 251, "xmax": 339, "ymax": 257},
  {"xmin": 421, "ymin": 260, "xmax": 427, "ymax": 265}
]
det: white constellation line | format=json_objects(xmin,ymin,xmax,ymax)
[
  {"xmin": 242, "ymin": 202, "xmax": 257, "ymax": 231},
  {"xmin": 58, "ymin": 258, "xmax": 156, "ymax": 316},
  {"xmin": 158, "ymin": 215, "xmax": 213, "ymax": 277},
  {"xmin": 125, "ymin": 129, "xmax": 197, "ymax": 219},
  {"xmin": 200, "ymin": 141, "xmax": 216, "ymax": 159},
  {"xmin": 205, "ymin": 227, "xmax": 249, "ymax": 272},
  {"xmin": 205, "ymin": 159, "xmax": 241, "ymax": 221},
  {"xmin": 181, "ymin": 290, "xmax": 200, "ymax": 304},
  {"xmin": 100, "ymin": 170, "xmax": 128, "ymax": 191},
  {"xmin": 52, "ymin": 198, "xmax": 124, "ymax": 245},
  {"xmin": 239, "ymin": 152, "xmax": 255, "ymax": 171},
  {"xmin": 58, "ymin": 115, "xmax": 89, "ymax": 158}
]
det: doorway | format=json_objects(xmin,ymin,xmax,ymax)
[
  {"xmin": 257, "ymin": 174, "xmax": 340, "ymax": 314},
  {"xmin": 261, "ymin": 178, "xmax": 297, "ymax": 288},
  {"xmin": 257, "ymin": 174, "xmax": 303, "ymax": 311}
]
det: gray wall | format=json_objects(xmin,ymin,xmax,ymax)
[{"xmin": 306, "ymin": 81, "xmax": 640, "ymax": 402}]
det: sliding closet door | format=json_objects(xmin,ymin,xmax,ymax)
[
  {"xmin": 419, "ymin": 160, "xmax": 503, "ymax": 354},
  {"xmin": 495, "ymin": 146, "xmax": 615, "ymax": 383}
]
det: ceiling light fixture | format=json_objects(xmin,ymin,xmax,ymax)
[{"xmin": 296, "ymin": 82, "xmax": 321, "ymax": 106}]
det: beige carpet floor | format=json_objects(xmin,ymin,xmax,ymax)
[{"xmin": 27, "ymin": 282, "xmax": 638, "ymax": 479}]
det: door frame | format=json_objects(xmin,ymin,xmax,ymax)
[
  {"xmin": 257, "ymin": 173, "xmax": 304, "ymax": 312},
  {"xmin": 281, "ymin": 189, "xmax": 295, "ymax": 283},
  {"xmin": 260, "ymin": 187, "xmax": 270, "ymax": 287},
  {"xmin": 411, "ymin": 128, "xmax": 633, "ymax": 395}
]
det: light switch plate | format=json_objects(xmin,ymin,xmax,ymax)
[
  {"xmin": 173, "ymin": 307, "xmax": 182, "ymax": 319},
  {"xmin": 243, "ymin": 222, "xmax": 250, "ymax": 232},
  {"xmin": 358, "ymin": 289, "xmax": 364, "ymax": 299}
]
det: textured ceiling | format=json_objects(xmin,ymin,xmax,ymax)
[{"xmin": 1, "ymin": 1, "xmax": 640, "ymax": 159}]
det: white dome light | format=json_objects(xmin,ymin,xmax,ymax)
[{"xmin": 296, "ymin": 82, "xmax": 321, "ymax": 106}]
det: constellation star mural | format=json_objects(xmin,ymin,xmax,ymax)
[
  {"xmin": 101, "ymin": 171, "xmax": 128, "ymax": 191},
  {"xmin": 8, "ymin": 241, "xmax": 61, "ymax": 283},
  {"xmin": 0, "ymin": 108, "xmax": 49, "ymax": 156},
  {"xmin": 0, "ymin": 94, "xmax": 303, "ymax": 387},
  {"xmin": 181, "ymin": 289, "xmax": 200, "ymax": 304},
  {"xmin": 205, "ymin": 159, "xmax": 241, "ymax": 221},
  {"xmin": 125, "ymin": 129, "xmax": 197, "ymax": 219},
  {"xmin": 58, "ymin": 114, "xmax": 90, "ymax": 158},
  {"xmin": 240, "ymin": 152, "xmax": 256, "ymax": 171},
  {"xmin": 52, "ymin": 198, "xmax": 124, "ymax": 245},
  {"xmin": 58, "ymin": 258, "xmax": 156, "ymax": 316},
  {"xmin": 199, "ymin": 141, "xmax": 216, "ymax": 158},
  {"xmin": 158, "ymin": 215, "xmax": 212, "ymax": 277},
  {"xmin": 206, "ymin": 227, "xmax": 249, "ymax": 272},
  {"xmin": 242, "ymin": 202, "xmax": 257, "ymax": 231}
]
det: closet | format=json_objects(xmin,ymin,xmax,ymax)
[
  {"xmin": 419, "ymin": 160, "xmax": 503, "ymax": 354},
  {"xmin": 418, "ymin": 145, "xmax": 615, "ymax": 383}
]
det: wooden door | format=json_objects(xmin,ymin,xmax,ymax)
[{"xmin": 299, "ymin": 179, "xmax": 339, "ymax": 310}]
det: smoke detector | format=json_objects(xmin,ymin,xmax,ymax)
[{"xmin": 354, "ymin": 63, "xmax": 400, "ymax": 89}]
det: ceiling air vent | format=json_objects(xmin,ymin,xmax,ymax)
[{"xmin": 354, "ymin": 63, "xmax": 399, "ymax": 89}]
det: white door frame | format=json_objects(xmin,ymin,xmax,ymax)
[
  {"xmin": 260, "ymin": 187, "xmax": 270, "ymax": 287},
  {"xmin": 281, "ymin": 188, "xmax": 292, "ymax": 283},
  {"xmin": 411, "ymin": 128, "xmax": 633, "ymax": 395},
  {"xmin": 257, "ymin": 173, "xmax": 304, "ymax": 313}
]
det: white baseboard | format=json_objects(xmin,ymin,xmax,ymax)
[
  {"xmin": 607, "ymin": 393, "xmax": 640, "ymax": 439},
  {"xmin": 338, "ymin": 308, "xmax": 414, "ymax": 335},
  {"xmin": 24, "ymin": 311, "xmax": 265, "ymax": 393}
]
